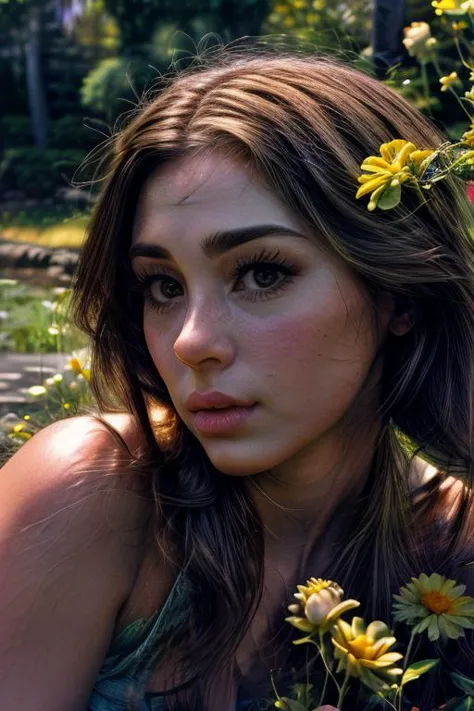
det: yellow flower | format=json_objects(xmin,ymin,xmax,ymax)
[
  {"xmin": 356, "ymin": 139, "xmax": 428, "ymax": 211},
  {"xmin": 393, "ymin": 572, "xmax": 474, "ymax": 641},
  {"xmin": 402, "ymin": 22, "xmax": 433, "ymax": 59},
  {"xmin": 452, "ymin": 19, "xmax": 469, "ymax": 29},
  {"xmin": 465, "ymin": 88, "xmax": 474, "ymax": 101},
  {"xmin": 63, "ymin": 403, "xmax": 71, "ymax": 410},
  {"xmin": 69, "ymin": 357, "xmax": 83, "ymax": 374},
  {"xmin": 331, "ymin": 617, "xmax": 403, "ymax": 693},
  {"xmin": 462, "ymin": 121, "xmax": 474, "ymax": 146},
  {"xmin": 440, "ymin": 71, "xmax": 460, "ymax": 91},
  {"xmin": 432, "ymin": 0, "xmax": 467, "ymax": 14},
  {"xmin": 461, "ymin": 0, "xmax": 474, "ymax": 11},
  {"xmin": 286, "ymin": 578, "xmax": 360, "ymax": 638},
  {"xmin": 13, "ymin": 423, "xmax": 25, "ymax": 433},
  {"xmin": 67, "ymin": 349, "xmax": 91, "ymax": 381}
]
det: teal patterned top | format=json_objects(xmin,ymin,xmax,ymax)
[{"xmin": 87, "ymin": 569, "xmax": 271, "ymax": 711}]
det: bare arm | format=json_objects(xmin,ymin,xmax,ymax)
[{"xmin": 0, "ymin": 416, "xmax": 151, "ymax": 711}]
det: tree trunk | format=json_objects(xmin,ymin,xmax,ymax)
[{"xmin": 25, "ymin": 3, "xmax": 48, "ymax": 149}]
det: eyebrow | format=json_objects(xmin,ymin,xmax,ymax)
[{"xmin": 129, "ymin": 224, "xmax": 308, "ymax": 261}]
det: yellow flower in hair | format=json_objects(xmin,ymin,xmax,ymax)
[
  {"xmin": 356, "ymin": 139, "xmax": 430, "ymax": 211},
  {"xmin": 393, "ymin": 572, "xmax": 474, "ymax": 641},
  {"xmin": 440, "ymin": 72, "xmax": 460, "ymax": 91},
  {"xmin": 432, "ymin": 0, "xmax": 467, "ymax": 14},
  {"xmin": 285, "ymin": 577, "xmax": 360, "ymax": 638},
  {"xmin": 331, "ymin": 617, "xmax": 403, "ymax": 693}
]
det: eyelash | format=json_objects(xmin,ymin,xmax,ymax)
[{"xmin": 132, "ymin": 248, "xmax": 299, "ymax": 313}]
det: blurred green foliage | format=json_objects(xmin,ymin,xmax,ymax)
[
  {"xmin": 0, "ymin": 148, "xmax": 87, "ymax": 198},
  {"xmin": 263, "ymin": 0, "xmax": 373, "ymax": 54},
  {"xmin": 0, "ymin": 280, "xmax": 87, "ymax": 353},
  {"xmin": 80, "ymin": 56, "xmax": 159, "ymax": 120}
]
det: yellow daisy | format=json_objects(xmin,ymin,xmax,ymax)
[
  {"xmin": 393, "ymin": 572, "xmax": 474, "ymax": 641},
  {"xmin": 331, "ymin": 617, "xmax": 403, "ymax": 693},
  {"xmin": 285, "ymin": 577, "xmax": 360, "ymax": 638}
]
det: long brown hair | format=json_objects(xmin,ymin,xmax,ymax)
[{"xmin": 72, "ymin": 45, "xmax": 474, "ymax": 708}]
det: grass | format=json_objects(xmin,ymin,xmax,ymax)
[{"xmin": 0, "ymin": 204, "xmax": 90, "ymax": 249}]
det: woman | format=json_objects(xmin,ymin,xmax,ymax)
[{"xmin": 1, "ymin": 47, "xmax": 473, "ymax": 711}]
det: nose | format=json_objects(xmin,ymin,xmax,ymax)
[{"xmin": 173, "ymin": 298, "xmax": 236, "ymax": 369}]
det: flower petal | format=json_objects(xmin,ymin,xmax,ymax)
[
  {"xmin": 438, "ymin": 615, "xmax": 465, "ymax": 639},
  {"xmin": 362, "ymin": 652, "xmax": 403, "ymax": 669},
  {"xmin": 427, "ymin": 615, "xmax": 440, "ymax": 641},
  {"xmin": 366, "ymin": 620, "xmax": 392, "ymax": 641},
  {"xmin": 325, "ymin": 599, "xmax": 360, "ymax": 625},
  {"xmin": 356, "ymin": 175, "xmax": 391, "ymax": 199}
]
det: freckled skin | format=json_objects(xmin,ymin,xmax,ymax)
[{"xmin": 131, "ymin": 151, "xmax": 397, "ymax": 491}]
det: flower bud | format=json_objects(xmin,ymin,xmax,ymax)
[{"xmin": 305, "ymin": 587, "xmax": 342, "ymax": 625}]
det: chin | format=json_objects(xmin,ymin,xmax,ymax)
[{"xmin": 201, "ymin": 442, "xmax": 285, "ymax": 477}]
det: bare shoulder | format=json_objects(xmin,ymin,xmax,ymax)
[
  {"xmin": 2, "ymin": 413, "xmax": 152, "ymax": 531},
  {"xmin": 1, "ymin": 413, "xmax": 153, "ymax": 587},
  {"xmin": 0, "ymin": 414, "xmax": 156, "ymax": 709}
]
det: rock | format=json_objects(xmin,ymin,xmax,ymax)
[
  {"xmin": 46, "ymin": 265, "xmax": 65, "ymax": 278},
  {"xmin": 0, "ymin": 412, "xmax": 21, "ymax": 427},
  {"xmin": 49, "ymin": 250, "xmax": 79, "ymax": 274},
  {"xmin": 55, "ymin": 187, "xmax": 91, "ymax": 208},
  {"xmin": 25, "ymin": 245, "xmax": 51, "ymax": 268}
]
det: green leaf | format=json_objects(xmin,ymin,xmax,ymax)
[
  {"xmin": 401, "ymin": 658, "xmax": 439, "ymax": 685},
  {"xmin": 452, "ymin": 672, "xmax": 474, "ymax": 696},
  {"xmin": 291, "ymin": 683, "xmax": 313, "ymax": 704},
  {"xmin": 441, "ymin": 697, "xmax": 473, "ymax": 711},
  {"xmin": 377, "ymin": 182, "xmax": 402, "ymax": 210}
]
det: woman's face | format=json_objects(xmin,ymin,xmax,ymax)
[{"xmin": 130, "ymin": 150, "xmax": 395, "ymax": 477}]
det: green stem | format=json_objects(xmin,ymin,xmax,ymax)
[
  {"xmin": 468, "ymin": 11, "xmax": 474, "ymax": 35},
  {"xmin": 318, "ymin": 630, "xmax": 341, "ymax": 696},
  {"xmin": 336, "ymin": 669, "xmax": 351, "ymax": 710},
  {"xmin": 431, "ymin": 56, "xmax": 472, "ymax": 121},
  {"xmin": 317, "ymin": 668, "xmax": 329, "ymax": 707},
  {"xmin": 453, "ymin": 33, "xmax": 472, "ymax": 70},
  {"xmin": 397, "ymin": 628, "xmax": 418, "ymax": 711}
]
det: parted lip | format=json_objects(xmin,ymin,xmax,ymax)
[{"xmin": 185, "ymin": 391, "xmax": 255, "ymax": 412}]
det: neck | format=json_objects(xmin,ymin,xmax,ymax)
[{"xmin": 245, "ymin": 414, "xmax": 382, "ymax": 563}]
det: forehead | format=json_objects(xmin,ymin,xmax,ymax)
[{"xmin": 131, "ymin": 151, "xmax": 304, "ymax": 245}]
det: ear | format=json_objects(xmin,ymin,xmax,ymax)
[
  {"xmin": 375, "ymin": 291, "xmax": 416, "ymax": 337},
  {"xmin": 388, "ymin": 295, "xmax": 417, "ymax": 337}
]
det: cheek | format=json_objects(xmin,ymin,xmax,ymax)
[
  {"xmin": 143, "ymin": 319, "xmax": 173, "ymax": 377},
  {"xmin": 246, "ymin": 291, "xmax": 376, "ymax": 411}
]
